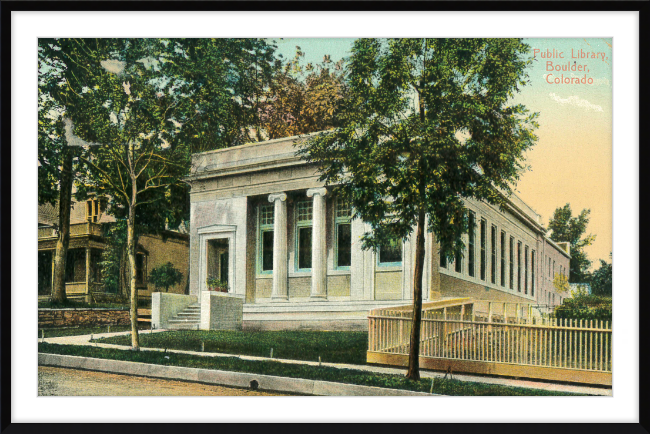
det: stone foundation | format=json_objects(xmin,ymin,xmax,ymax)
[{"xmin": 38, "ymin": 308, "xmax": 130, "ymax": 328}]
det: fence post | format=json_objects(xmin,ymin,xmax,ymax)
[{"xmin": 516, "ymin": 303, "xmax": 521, "ymax": 324}]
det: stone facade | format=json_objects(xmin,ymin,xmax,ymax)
[
  {"xmin": 38, "ymin": 308, "xmax": 130, "ymax": 328},
  {"xmin": 186, "ymin": 133, "xmax": 571, "ymax": 330}
]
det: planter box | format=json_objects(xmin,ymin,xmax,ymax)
[{"xmin": 200, "ymin": 291, "xmax": 244, "ymax": 331}]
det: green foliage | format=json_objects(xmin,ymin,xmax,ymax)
[
  {"xmin": 38, "ymin": 42, "xmax": 70, "ymax": 206},
  {"xmin": 97, "ymin": 221, "xmax": 128, "ymax": 294},
  {"xmin": 548, "ymin": 204, "xmax": 595, "ymax": 283},
  {"xmin": 552, "ymin": 273, "xmax": 570, "ymax": 294},
  {"xmin": 37, "ymin": 325, "xmax": 132, "ymax": 338},
  {"xmin": 206, "ymin": 276, "xmax": 228, "ymax": 292},
  {"xmin": 298, "ymin": 38, "xmax": 539, "ymax": 260},
  {"xmin": 554, "ymin": 294, "xmax": 612, "ymax": 323},
  {"xmin": 590, "ymin": 257, "xmax": 612, "ymax": 296},
  {"xmin": 149, "ymin": 262, "xmax": 184, "ymax": 292},
  {"xmin": 38, "ymin": 343, "xmax": 583, "ymax": 395}
]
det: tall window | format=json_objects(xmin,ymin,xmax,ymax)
[
  {"xmin": 258, "ymin": 205, "xmax": 274, "ymax": 273},
  {"xmin": 335, "ymin": 199, "xmax": 352, "ymax": 269},
  {"xmin": 379, "ymin": 237, "xmax": 402, "ymax": 266},
  {"xmin": 295, "ymin": 201, "xmax": 313, "ymax": 270},
  {"xmin": 479, "ymin": 218, "xmax": 487, "ymax": 280},
  {"xmin": 548, "ymin": 257, "xmax": 552, "ymax": 278},
  {"xmin": 468, "ymin": 212, "xmax": 476, "ymax": 277},
  {"xmin": 517, "ymin": 241, "xmax": 522, "ymax": 292},
  {"xmin": 440, "ymin": 247, "xmax": 447, "ymax": 268},
  {"xmin": 531, "ymin": 250, "xmax": 536, "ymax": 296},
  {"xmin": 86, "ymin": 198, "xmax": 100, "ymax": 223},
  {"xmin": 455, "ymin": 247, "xmax": 462, "ymax": 273},
  {"xmin": 509, "ymin": 237, "xmax": 514, "ymax": 289},
  {"xmin": 524, "ymin": 245, "xmax": 529, "ymax": 295},
  {"xmin": 500, "ymin": 231, "xmax": 506, "ymax": 287},
  {"xmin": 490, "ymin": 225, "xmax": 497, "ymax": 285}
]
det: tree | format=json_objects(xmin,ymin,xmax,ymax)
[
  {"xmin": 260, "ymin": 48, "xmax": 346, "ymax": 140},
  {"xmin": 590, "ymin": 255, "xmax": 612, "ymax": 296},
  {"xmin": 38, "ymin": 42, "xmax": 80, "ymax": 303},
  {"xmin": 547, "ymin": 204, "xmax": 595, "ymax": 283},
  {"xmin": 50, "ymin": 38, "xmax": 278, "ymax": 349},
  {"xmin": 553, "ymin": 273, "xmax": 570, "ymax": 295},
  {"xmin": 149, "ymin": 262, "xmax": 184, "ymax": 293},
  {"xmin": 299, "ymin": 38, "xmax": 538, "ymax": 380},
  {"xmin": 51, "ymin": 38, "xmax": 194, "ymax": 349}
]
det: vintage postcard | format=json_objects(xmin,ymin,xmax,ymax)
[{"xmin": 37, "ymin": 36, "xmax": 612, "ymax": 399}]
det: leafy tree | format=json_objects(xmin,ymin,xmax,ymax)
[
  {"xmin": 46, "ymin": 38, "xmax": 278, "ymax": 349},
  {"xmin": 149, "ymin": 262, "xmax": 184, "ymax": 293},
  {"xmin": 553, "ymin": 273, "xmax": 570, "ymax": 295},
  {"xmin": 38, "ymin": 42, "xmax": 81, "ymax": 303},
  {"xmin": 47, "ymin": 38, "xmax": 194, "ymax": 349},
  {"xmin": 172, "ymin": 38, "xmax": 278, "ymax": 151},
  {"xmin": 299, "ymin": 38, "xmax": 538, "ymax": 380},
  {"xmin": 590, "ymin": 256, "xmax": 612, "ymax": 296},
  {"xmin": 260, "ymin": 48, "xmax": 346, "ymax": 139},
  {"xmin": 547, "ymin": 204, "xmax": 595, "ymax": 283}
]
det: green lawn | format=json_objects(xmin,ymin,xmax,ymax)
[
  {"xmin": 93, "ymin": 330, "xmax": 368, "ymax": 365},
  {"xmin": 39, "ymin": 325, "xmax": 141, "ymax": 338},
  {"xmin": 38, "ymin": 343, "xmax": 585, "ymax": 396}
]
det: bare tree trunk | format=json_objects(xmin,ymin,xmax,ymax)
[
  {"xmin": 127, "ymin": 145, "xmax": 140, "ymax": 350},
  {"xmin": 406, "ymin": 205, "xmax": 426, "ymax": 381},
  {"xmin": 51, "ymin": 147, "xmax": 73, "ymax": 303}
]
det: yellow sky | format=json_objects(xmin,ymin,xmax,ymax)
[{"xmin": 513, "ymin": 38, "xmax": 613, "ymax": 268}]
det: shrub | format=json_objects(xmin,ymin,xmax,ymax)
[
  {"xmin": 554, "ymin": 294, "xmax": 612, "ymax": 323},
  {"xmin": 149, "ymin": 262, "xmax": 183, "ymax": 293}
]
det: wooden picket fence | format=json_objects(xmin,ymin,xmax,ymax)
[{"xmin": 367, "ymin": 300, "xmax": 612, "ymax": 386}]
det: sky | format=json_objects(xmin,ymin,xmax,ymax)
[{"xmin": 274, "ymin": 38, "xmax": 613, "ymax": 269}]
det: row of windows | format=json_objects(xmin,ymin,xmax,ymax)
[
  {"xmin": 257, "ymin": 198, "xmax": 400, "ymax": 275},
  {"xmin": 545, "ymin": 255, "xmax": 567, "ymax": 281},
  {"xmin": 441, "ymin": 210, "xmax": 536, "ymax": 297}
]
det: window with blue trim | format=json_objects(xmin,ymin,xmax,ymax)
[
  {"xmin": 295, "ymin": 201, "xmax": 313, "ymax": 271},
  {"xmin": 378, "ymin": 237, "xmax": 402, "ymax": 266},
  {"xmin": 335, "ymin": 199, "xmax": 352, "ymax": 269},
  {"xmin": 258, "ymin": 205, "xmax": 274, "ymax": 274}
]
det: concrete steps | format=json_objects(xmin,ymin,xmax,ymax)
[{"xmin": 167, "ymin": 303, "xmax": 201, "ymax": 330}]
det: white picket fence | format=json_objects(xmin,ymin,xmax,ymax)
[{"xmin": 367, "ymin": 301, "xmax": 612, "ymax": 383}]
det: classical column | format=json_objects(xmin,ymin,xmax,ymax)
[
  {"xmin": 307, "ymin": 187, "xmax": 327, "ymax": 300},
  {"xmin": 268, "ymin": 193, "xmax": 288, "ymax": 301}
]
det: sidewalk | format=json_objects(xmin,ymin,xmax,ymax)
[{"xmin": 41, "ymin": 330, "xmax": 612, "ymax": 396}]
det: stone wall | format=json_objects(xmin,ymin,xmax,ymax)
[{"xmin": 38, "ymin": 308, "xmax": 130, "ymax": 328}]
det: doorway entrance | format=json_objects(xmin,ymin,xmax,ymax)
[{"xmin": 207, "ymin": 238, "xmax": 229, "ymax": 289}]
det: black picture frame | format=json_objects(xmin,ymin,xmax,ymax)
[{"xmin": 1, "ymin": 0, "xmax": 644, "ymax": 431}]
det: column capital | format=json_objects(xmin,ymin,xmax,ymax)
[
  {"xmin": 268, "ymin": 192, "xmax": 287, "ymax": 203},
  {"xmin": 306, "ymin": 187, "xmax": 327, "ymax": 198}
]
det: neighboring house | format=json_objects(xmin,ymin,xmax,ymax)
[
  {"xmin": 184, "ymin": 133, "xmax": 571, "ymax": 330},
  {"xmin": 38, "ymin": 196, "xmax": 190, "ymax": 303}
]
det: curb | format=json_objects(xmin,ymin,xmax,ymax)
[{"xmin": 38, "ymin": 353, "xmax": 438, "ymax": 396}]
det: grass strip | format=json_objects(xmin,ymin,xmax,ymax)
[
  {"xmin": 94, "ymin": 330, "xmax": 369, "ymax": 365},
  {"xmin": 38, "ymin": 343, "xmax": 584, "ymax": 396},
  {"xmin": 38, "ymin": 325, "xmax": 139, "ymax": 338}
]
